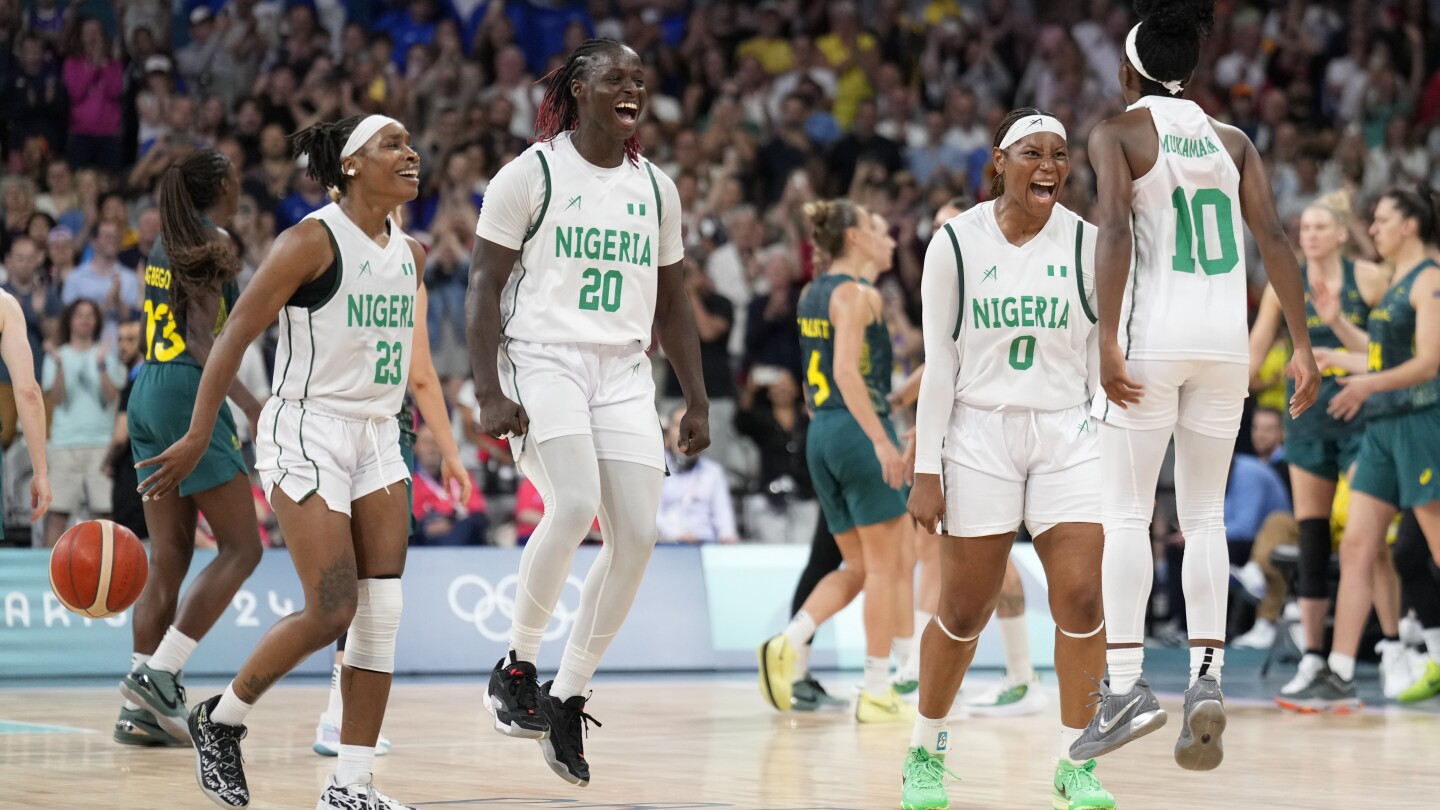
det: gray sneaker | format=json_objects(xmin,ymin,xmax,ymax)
[
  {"xmin": 1174, "ymin": 674, "xmax": 1226, "ymax": 770},
  {"xmin": 791, "ymin": 675, "xmax": 847, "ymax": 711},
  {"xmin": 1273, "ymin": 666, "xmax": 1362, "ymax": 714},
  {"xmin": 1069, "ymin": 678, "xmax": 1167, "ymax": 761},
  {"xmin": 120, "ymin": 664, "xmax": 191, "ymax": 743}
]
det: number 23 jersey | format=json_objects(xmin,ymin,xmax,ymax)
[
  {"xmin": 1121, "ymin": 95, "xmax": 1247, "ymax": 364},
  {"xmin": 476, "ymin": 131, "xmax": 685, "ymax": 346}
]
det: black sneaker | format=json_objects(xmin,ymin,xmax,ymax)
[
  {"xmin": 189, "ymin": 695, "xmax": 250, "ymax": 808},
  {"xmin": 483, "ymin": 652, "xmax": 549, "ymax": 739},
  {"xmin": 537, "ymin": 681, "xmax": 602, "ymax": 787}
]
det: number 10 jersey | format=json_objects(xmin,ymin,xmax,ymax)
[{"xmin": 1121, "ymin": 96, "xmax": 1248, "ymax": 364}]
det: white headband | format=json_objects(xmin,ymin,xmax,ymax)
[
  {"xmin": 1125, "ymin": 23, "xmax": 1185, "ymax": 96},
  {"xmin": 340, "ymin": 115, "xmax": 402, "ymax": 159},
  {"xmin": 999, "ymin": 114, "xmax": 1067, "ymax": 150}
]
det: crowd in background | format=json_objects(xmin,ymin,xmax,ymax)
[{"xmin": 0, "ymin": 0, "xmax": 1437, "ymax": 647}]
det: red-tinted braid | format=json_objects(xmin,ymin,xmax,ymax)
[{"xmin": 532, "ymin": 40, "xmax": 642, "ymax": 166}]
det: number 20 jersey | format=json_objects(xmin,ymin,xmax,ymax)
[
  {"xmin": 272, "ymin": 202, "xmax": 416, "ymax": 419},
  {"xmin": 487, "ymin": 133, "xmax": 671, "ymax": 347},
  {"xmin": 1120, "ymin": 96, "xmax": 1248, "ymax": 364}
]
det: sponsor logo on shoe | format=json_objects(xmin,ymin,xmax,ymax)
[{"xmin": 1097, "ymin": 694, "xmax": 1144, "ymax": 733}]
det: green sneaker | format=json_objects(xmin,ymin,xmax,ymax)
[
  {"xmin": 119, "ymin": 664, "xmax": 190, "ymax": 743},
  {"xmin": 114, "ymin": 705, "xmax": 188, "ymax": 747},
  {"xmin": 1399, "ymin": 659, "xmax": 1440, "ymax": 704},
  {"xmin": 901, "ymin": 747, "xmax": 957, "ymax": 810},
  {"xmin": 791, "ymin": 675, "xmax": 847, "ymax": 712},
  {"xmin": 1052, "ymin": 759, "xmax": 1115, "ymax": 810}
]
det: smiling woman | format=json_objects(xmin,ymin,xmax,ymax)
[{"xmin": 133, "ymin": 113, "xmax": 428, "ymax": 810}]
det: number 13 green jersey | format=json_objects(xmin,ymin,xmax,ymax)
[{"xmin": 1121, "ymin": 96, "xmax": 1248, "ymax": 363}]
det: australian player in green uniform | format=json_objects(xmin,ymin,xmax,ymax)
[
  {"xmin": 758, "ymin": 199, "xmax": 914, "ymax": 723},
  {"xmin": 117, "ymin": 148, "xmax": 268, "ymax": 746},
  {"xmin": 1245, "ymin": 191, "xmax": 1404, "ymax": 704},
  {"xmin": 1306, "ymin": 186, "xmax": 1440, "ymax": 709}
]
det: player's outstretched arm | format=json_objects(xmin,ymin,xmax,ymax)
[
  {"xmin": 136, "ymin": 221, "xmax": 331, "ymax": 499},
  {"xmin": 464, "ymin": 236, "xmax": 528, "ymax": 440},
  {"xmin": 1229, "ymin": 128, "xmax": 1319, "ymax": 417},
  {"xmin": 655, "ymin": 258, "xmax": 710, "ymax": 455},
  {"xmin": 0, "ymin": 291, "xmax": 50, "ymax": 519},
  {"xmin": 1088, "ymin": 121, "xmax": 1143, "ymax": 408}
]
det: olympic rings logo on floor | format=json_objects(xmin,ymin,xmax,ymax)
[{"xmin": 447, "ymin": 573, "xmax": 585, "ymax": 642}]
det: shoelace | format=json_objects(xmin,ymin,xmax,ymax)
[
  {"xmin": 908, "ymin": 752, "xmax": 959, "ymax": 790},
  {"xmin": 504, "ymin": 667, "xmax": 541, "ymax": 712},
  {"xmin": 206, "ymin": 721, "xmax": 248, "ymax": 777},
  {"xmin": 1082, "ymin": 673, "xmax": 1112, "ymax": 712},
  {"xmin": 1058, "ymin": 760, "xmax": 1103, "ymax": 795},
  {"xmin": 557, "ymin": 699, "xmax": 602, "ymax": 753}
]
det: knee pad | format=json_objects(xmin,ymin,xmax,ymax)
[
  {"xmin": 344, "ymin": 578, "xmax": 403, "ymax": 673},
  {"xmin": 1296, "ymin": 518, "xmax": 1332, "ymax": 600}
]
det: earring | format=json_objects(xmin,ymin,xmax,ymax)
[{"xmin": 346, "ymin": 168, "xmax": 357, "ymax": 176}]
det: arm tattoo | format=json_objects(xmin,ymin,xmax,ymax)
[{"xmin": 316, "ymin": 556, "xmax": 358, "ymax": 615}]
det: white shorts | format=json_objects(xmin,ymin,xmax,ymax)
[
  {"xmin": 498, "ymin": 338, "xmax": 664, "ymax": 471},
  {"xmin": 256, "ymin": 398, "xmax": 410, "ymax": 516},
  {"xmin": 1090, "ymin": 358, "xmax": 1247, "ymax": 438},
  {"xmin": 941, "ymin": 402, "xmax": 1100, "ymax": 538}
]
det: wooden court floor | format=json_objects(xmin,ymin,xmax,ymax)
[{"xmin": 0, "ymin": 674, "xmax": 1434, "ymax": 809}]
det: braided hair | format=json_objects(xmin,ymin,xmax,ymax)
[
  {"xmin": 156, "ymin": 148, "xmax": 240, "ymax": 318},
  {"xmin": 290, "ymin": 115, "xmax": 366, "ymax": 199},
  {"xmin": 1131, "ymin": 0, "xmax": 1215, "ymax": 96},
  {"xmin": 533, "ymin": 38, "xmax": 642, "ymax": 165}
]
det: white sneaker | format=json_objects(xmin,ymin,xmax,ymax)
[
  {"xmin": 1280, "ymin": 654, "xmax": 1326, "ymax": 697},
  {"xmin": 1399, "ymin": 614, "xmax": 1424, "ymax": 648},
  {"xmin": 316, "ymin": 773, "xmax": 412, "ymax": 810},
  {"xmin": 1283, "ymin": 602, "xmax": 1305, "ymax": 652},
  {"xmin": 891, "ymin": 654, "xmax": 920, "ymax": 696},
  {"xmin": 313, "ymin": 715, "xmax": 392, "ymax": 756},
  {"xmin": 1378, "ymin": 639, "xmax": 1415, "ymax": 699},
  {"xmin": 1233, "ymin": 618, "xmax": 1276, "ymax": 650},
  {"xmin": 964, "ymin": 675, "xmax": 1045, "ymax": 717},
  {"xmin": 1231, "ymin": 562, "xmax": 1266, "ymax": 603}
]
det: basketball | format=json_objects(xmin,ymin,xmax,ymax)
[{"xmin": 48, "ymin": 520, "xmax": 148, "ymax": 619}]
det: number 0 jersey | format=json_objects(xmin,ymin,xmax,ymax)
[
  {"xmin": 475, "ymin": 131, "xmax": 685, "ymax": 346},
  {"xmin": 1120, "ymin": 96, "xmax": 1248, "ymax": 364},
  {"xmin": 271, "ymin": 203, "xmax": 417, "ymax": 419},
  {"xmin": 141, "ymin": 233, "xmax": 238, "ymax": 367}
]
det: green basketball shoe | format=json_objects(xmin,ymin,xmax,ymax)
[
  {"xmin": 1052, "ymin": 759, "xmax": 1115, "ymax": 810},
  {"xmin": 901, "ymin": 746, "xmax": 957, "ymax": 810}
]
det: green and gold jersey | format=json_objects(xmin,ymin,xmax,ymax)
[
  {"xmin": 1366, "ymin": 259, "xmax": 1439, "ymax": 417},
  {"xmin": 141, "ymin": 234, "xmax": 238, "ymax": 367},
  {"xmin": 797, "ymin": 273, "xmax": 892, "ymax": 416}
]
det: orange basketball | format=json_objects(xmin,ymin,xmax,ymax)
[{"xmin": 49, "ymin": 520, "xmax": 148, "ymax": 618}]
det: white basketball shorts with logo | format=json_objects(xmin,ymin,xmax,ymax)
[{"xmin": 256, "ymin": 398, "xmax": 410, "ymax": 516}]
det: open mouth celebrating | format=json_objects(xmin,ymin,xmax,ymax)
[
  {"xmin": 1030, "ymin": 180, "xmax": 1057, "ymax": 201},
  {"xmin": 614, "ymin": 100, "xmax": 640, "ymax": 125},
  {"xmin": 397, "ymin": 167, "xmax": 419, "ymax": 183}
]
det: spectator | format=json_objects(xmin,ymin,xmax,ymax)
[
  {"xmin": 411, "ymin": 426, "xmax": 488, "ymax": 546},
  {"xmin": 118, "ymin": 208, "xmax": 162, "ymax": 272},
  {"xmin": 734, "ymin": 368, "xmax": 816, "ymax": 543},
  {"xmin": 0, "ymin": 235, "xmax": 58, "ymax": 447},
  {"xmin": 176, "ymin": 7, "xmax": 223, "ymax": 102},
  {"xmin": 705, "ymin": 205, "xmax": 763, "ymax": 353},
  {"xmin": 1, "ymin": 176, "xmax": 37, "ymax": 259},
  {"xmin": 827, "ymin": 102, "xmax": 904, "ymax": 196},
  {"xmin": 104, "ymin": 319, "xmax": 146, "ymax": 541},
  {"xmin": 3, "ymin": 33, "xmax": 68, "ymax": 164},
  {"xmin": 815, "ymin": 1, "xmax": 879, "ymax": 130},
  {"xmin": 45, "ymin": 226, "xmax": 78, "ymax": 287},
  {"xmin": 736, "ymin": 2, "xmax": 793, "ymax": 76},
  {"xmin": 62, "ymin": 17, "xmax": 125, "ymax": 172},
  {"xmin": 41, "ymin": 299, "xmax": 127, "ymax": 546},
  {"xmin": 1250, "ymin": 406, "xmax": 1290, "ymax": 493},
  {"xmin": 35, "ymin": 160, "xmax": 82, "ymax": 235},
  {"xmin": 656, "ymin": 405, "xmax": 738, "ymax": 544},
  {"xmin": 61, "ymin": 221, "xmax": 140, "ymax": 335},
  {"xmin": 742, "ymin": 248, "xmax": 802, "ymax": 381}
]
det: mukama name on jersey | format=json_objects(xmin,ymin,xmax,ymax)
[
  {"xmin": 972, "ymin": 296, "xmax": 1071, "ymax": 329},
  {"xmin": 1160, "ymin": 134, "xmax": 1221, "ymax": 158},
  {"xmin": 554, "ymin": 226, "xmax": 652, "ymax": 268},
  {"xmin": 347, "ymin": 293, "xmax": 415, "ymax": 328}
]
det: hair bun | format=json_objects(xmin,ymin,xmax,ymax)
[
  {"xmin": 803, "ymin": 200, "xmax": 833, "ymax": 231},
  {"xmin": 1134, "ymin": 0, "xmax": 1214, "ymax": 37}
]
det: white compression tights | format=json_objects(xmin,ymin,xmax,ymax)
[
  {"xmin": 509, "ymin": 434, "xmax": 664, "ymax": 696},
  {"xmin": 1101, "ymin": 423, "xmax": 1236, "ymax": 644}
]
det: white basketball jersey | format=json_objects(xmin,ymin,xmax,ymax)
[
  {"xmin": 498, "ymin": 135, "xmax": 667, "ymax": 345},
  {"xmin": 1120, "ymin": 96, "xmax": 1248, "ymax": 363},
  {"xmin": 272, "ymin": 203, "xmax": 417, "ymax": 418},
  {"xmin": 942, "ymin": 201, "xmax": 1098, "ymax": 411}
]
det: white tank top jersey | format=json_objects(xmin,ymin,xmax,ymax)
[
  {"xmin": 941, "ymin": 201, "xmax": 1098, "ymax": 410},
  {"xmin": 911, "ymin": 202, "xmax": 1098, "ymax": 476},
  {"xmin": 1120, "ymin": 96, "xmax": 1248, "ymax": 363},
  {"xmin": 475, "ymin": 132, "xmax": 685, "ymax": 346},
  {"xmin": 271, "ymin": 202, "xmax": 417, "ymax": 418}
]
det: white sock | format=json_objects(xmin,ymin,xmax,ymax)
[
  {"xmin": 863, "ymin": 656, "xmax": 889, "ymax": 695},
  {"xmin": 1328, "ymin": 652, "xmax": 1356, "ymax": 682},
  {"xmin": 325, "ymin": 662, "xmax": 344, "ymax": 721},
  {"xmin": 1189, "ymin": 646, "xmax": 1224, "ymax": 686},
  {"xmin": 124, "ymin": 653, "xmax": 151, "ymax": 710},
  {"xmin": 892, "ymin": 635, "xmax": 916, "ymax": 666},
  {"xmin": 1060, "ymin": 725, "xmax": 1084, "ymax": 765},
  {"xmin": 911, "ymin": 714, "xmax": 949, "ymax": 757},
  {"xmin": 1107, "ymin": 648, "xmax": 1144, "ymax": 694},
  {"xmin": 783, "ymin": 611, "xmax": 817, "ymax": 649},
  {"xmin": 552, "ymin": 643, "xmax": 602, "ymax": 701},
  {"xmin": 211, "ymin": 682, "xmax": 254, "ymax": 728},
  {"xmin": 793, "ymin": 642, "xmax": 812, "ymax": 684},
  {"xmin": 999, "ymin": 616, "xmax": 1034, "ymax": 683},
  {"xmin": 146, "ymin": 627, "xmax": 198, "ymax": 674},
  {"xmin": 1423, "ymin": 628, "xmax": 1440, "ymax": 665},
  {"xmin": 336, "ymin": 744, "xmax": 373, "ymax": 787}
]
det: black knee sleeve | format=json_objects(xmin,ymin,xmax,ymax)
[
  {"xmin": 1296, "ymin": 518, "xmax": 1333, "ymax": 600},
  {"xmin": 1392, "ymin": 511, "xmax": 1440, "ymax": 627}
]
